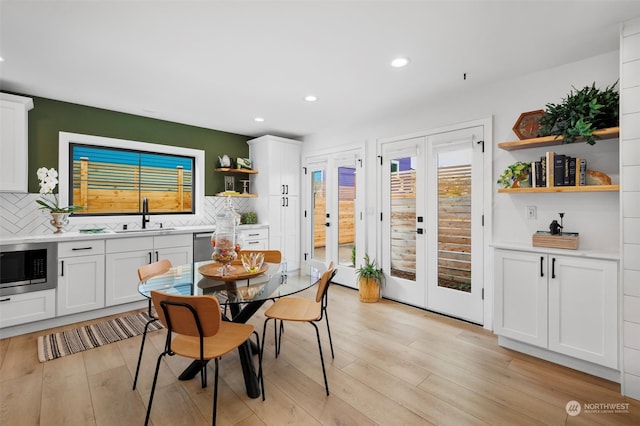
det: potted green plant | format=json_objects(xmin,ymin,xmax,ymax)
[
  {"xmin": 538, "ymin": 81, "xmax": 619, "ymax": 145},
  {"xmin": 497, "ymin": 161, "xmax": 531, "ymax": 189},
  {"xmin": 355, "ymin": 254, "xmax": 383, "ymax": 303}
]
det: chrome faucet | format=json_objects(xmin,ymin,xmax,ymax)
[{"xmin": 142, "ymin": 197, "xmax": 150, "ymax": 229}]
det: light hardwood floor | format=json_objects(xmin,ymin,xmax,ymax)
[{"xmin": 1, "ymin": 284, "xmax": 639, "ymax": 425}]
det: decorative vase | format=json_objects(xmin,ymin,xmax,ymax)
[
  {"xmin": 211, "ymin": 197, "xmax": 240, "ymax": 275},
  {"xmin": 50, "ymin": 212, "xmax": 69, "ymax": 234},
  {"xmin": 358, "ymin": 277, "xmax": 380, "ymax": 303}
]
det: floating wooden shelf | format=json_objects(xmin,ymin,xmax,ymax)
[
  {"xmin": 214, "ymin": 168, "xmax": 258, "ymax": 174},
  {"xmin": 498, "ymin": 185, "xmax": 619, "ymax": 193},
  {"xmin": 215, "ymin": 192, "xmax": 257, "ymax": 198},
  {"xmin": 498, "ymin": 127, "xmax": 619, "ymax": 151}
]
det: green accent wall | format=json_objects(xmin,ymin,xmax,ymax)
[{"xmin": 23, "ymin": 95, "xmax": 251, "ymax": 195}]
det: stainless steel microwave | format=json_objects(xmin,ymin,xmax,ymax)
[{"xmin": 0, "ymin": 242, "xmax": 57, "ymax": 296}]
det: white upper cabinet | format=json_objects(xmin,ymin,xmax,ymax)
[{"xmin": 0, "ymin": 93, "xmax": 33, "ymax": 192}]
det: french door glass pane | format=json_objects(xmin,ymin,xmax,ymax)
[
  {"xmin": 437, "ymin": 149, "xmax": 472, "ymax": 292},
  {"xmin": 389, "ymin": 156, "xmax": 416, "ymax": 281},
  {"xmin": 312, "ymin": 169, "xmax": 326, "ymax": 260},
  {"xmin": 337, "ymin": 167, "xmax": 356, "ymax": 267}
]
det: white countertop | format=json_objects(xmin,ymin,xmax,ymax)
[
  {"xmin": 491, "ymin": 241, "xmax": 620, "ymax": 260},
  {"xmin": 0, "ymin": 224, "xmax": 268, "ymax": 245}
]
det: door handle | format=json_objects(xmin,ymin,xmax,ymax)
[
  {"xmin": 325, "ymin": 222, "xmax": 331, "ymax": 227},
  {"xmin": 551, "ymin": 257, "xmax": 556, "ymax": 279},
  {"xmin": 540, "ymin": 256, "xmax": 544, "ymax": 277}
]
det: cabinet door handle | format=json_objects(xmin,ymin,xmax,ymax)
[
  {"xmin": 61, "ymin": 260, "xmax": 64, "ymax": 277},
  {"xmin": 0, "ymin": 297, "xmax": 10, "ymax": 302},
  {"xmin": 248, "ymin": 233, "xmax": 259, "ymax": 236},
  {"xmin": 551, "ymin": 257, "xmax": 556, "ymax": 279},
  {"xmin": 282, "ymin": 197, "xmax": 285, "ymax": 207},
  {"xmin": 248, "ymin": 241, "xmax": 259, "ymax": 245},
  {"xmin": 155, "ymin": 251, "xmax": 159, "ymax": 261},
  {"xmin": 148, "ymin": 252, "xmax": 152, "ymax": 264},
  {"xmin": 285, "ymin": 197, "xmax": 289, "ymax": 207},
  {"xmin": 540, "ymin": 256, "xmax": 544, "ymax": 277},
  {"xmin": 285, "ymin": 184, "xmax": 289, "ymax": 194},
  {"xmin": 72, "ymin": 247, "xmax": 93, "ymax": 251},
  {"xmin": 282, "ymin": 184, "xmax": 285, "ymax": 194}
]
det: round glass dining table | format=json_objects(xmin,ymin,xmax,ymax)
[{"xmin": 138, "ymin": 260, "xmax": 322, "ymax": 398}]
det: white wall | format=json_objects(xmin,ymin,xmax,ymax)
[
  {"xmin": 621, "ymin": 16, "xmax": 640, "ymax": 400},
  {"xmin": 303, "ymin": 51, "xmax": 621, "ymax": 253}
]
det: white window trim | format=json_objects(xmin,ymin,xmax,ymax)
[{"xmin": 58, "ymin": 131, "xmax": 205, "ymax": 225}]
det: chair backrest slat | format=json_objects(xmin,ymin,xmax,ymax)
[
  {"xmin": 138, "ymin": 259, "xmax": 172, "ymax": 282},
  {"xmin": 151, "ymin": 291, "xmax": 222, "ymax": 337}
]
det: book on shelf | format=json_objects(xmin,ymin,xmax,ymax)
[
  {"xmin": 568, "ymin": 157, "xmax": 577, "ymax": 186},
  {"xmin": 545, "ymin": 151, "xmax": 554, "ymax": 188},
  {"xmin": 553, "ymin": 153, "xmax": 565, "ymax": 187},
  {"xmin": 579, "ymin": 158, "xmax": 587, "ymax": 186}
]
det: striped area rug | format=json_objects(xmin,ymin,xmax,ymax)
[{"xmin": 37, "ymin": 311, "xmax": 164, "ymax": 362}]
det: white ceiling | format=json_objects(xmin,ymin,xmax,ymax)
[{"xmin": 2, "ymin": 1, "xmax": 639, "ymax": 140}]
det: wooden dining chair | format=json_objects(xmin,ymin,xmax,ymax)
[
  {"xmin": 145, "ymin": 290, "xmax": 261, "ymax": 426},
  {"xmin": 238, "ymin": 249, "xmax": 282, "ymax": 265},
  {"xmin": 132, "ymin": 258, "xmax": 172, "ymax": 390},
  {"xmin": 260, "ymin": 262, "xmax": 337, "ymax": 396}
]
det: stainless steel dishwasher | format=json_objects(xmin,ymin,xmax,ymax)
[{"xmin": 193, "ymin": 231, "xmax": 214, "ymax": 262}]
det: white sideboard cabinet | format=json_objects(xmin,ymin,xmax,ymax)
[
  {"xmin": 57, "ymin": 240, "xmax": 106, "ymax": 316},
  {"xmin": 0, "ymin": 93, "xmax": 33, "ymax": 192},
  {"xmin": 495, "ymin": 248, "xmax": 618, "ymax": 370},
  {"xmin": 248, "ymin": 135, "xmax": 302, "ymax": 270}
]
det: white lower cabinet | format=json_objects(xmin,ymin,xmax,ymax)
[
  {"xmin": 57, "ymin": 240, "xmax": 105, "ymax": 316},
  {"xmin": 0, "ymin": 289, "xmax": 55, "ymax": 328},
  {"xmin": 105, "ymin": 234, "xmax": 192, "ymax": 306},
  {"xmin": 495, "ymin": 249, "xmax": 618, "ymax": 369}
]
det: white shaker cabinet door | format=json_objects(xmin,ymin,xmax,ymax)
[
  {"xmin": 57, "ymin": 254, "xmax": 106, "ymax": 315},
  {"xmin": 105, "ymin": 250, "xmax": 150, "ymax": 306},
  {"xmin": 494, "ymin": 249, "xmax": 548, "ymax": 348},
  {"xmin": 548, "ymin": 256, "xmax": 618, "ymax": 369}
]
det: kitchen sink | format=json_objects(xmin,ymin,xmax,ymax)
[{"xmin": 114, "ymin": 227, "xmax": 176, "ymax": 233}]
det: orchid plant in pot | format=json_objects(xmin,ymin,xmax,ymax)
[{"xmin": 36, "ymin": 167, "xmax": 83, "ymax": 233}]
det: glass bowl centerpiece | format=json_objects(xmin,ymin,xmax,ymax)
[{"xmin": 211, "ymin": 197, "xmax": 241, "ymax": 275}]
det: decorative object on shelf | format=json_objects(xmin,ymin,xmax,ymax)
[
  {"xmin": 512, "ymin": 110, "xmax": 545, "ymax": 140},
  {"xmin": 218, "ymin": 154, "xmax": 231, "ymax": 167},
  {"xmin": 356, "ymin": 254, "xmax": 383, "ymax": 303},
  {"xmin": 533, "ymin": 213, "xmax": 579, "ymax": 249},
  {"xmin": 240, "ymin": 179, "xmax": 250, "ymax": 194},
  {"xmin": 241, "ymin": 211, "xmax": 257, "ymax": 224},
  {"xmin": 497, "ymin": 161, "xmax": 531, "ymax": 188},
  {"xmin": 538, "ymin": 81, "xmax": 619, "ymax": 145},
  {"xmin": 237, "ymin": 157, "xmax": 252, "ymax": 170},
  {"xmin": 211, "ymin": 197, "xmax": 240, "ymax": 275},
  {"xmin": 586, "ymin": 169, "xmax": 612, "ymax": 185},
  {"xmin": 224, "ymin": 175, "xmax": 235, "ymax": 192},
  {"xmin": 36, "ymin": 167, "xmax": 83, "ymax": 233}
]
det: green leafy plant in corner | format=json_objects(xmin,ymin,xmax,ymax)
[
  {"xmin": 538, "ymin": 81, "xmax": 619, "ymax": 145},
  {"xmin": 355, "ymin": 254, "xmax": 383, "ymax": 284},
  {"xmin": 497, "ymin": 161, "xmax": 531, "ymax": 188}
]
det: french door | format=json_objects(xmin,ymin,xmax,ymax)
[
  {"xmin": 380, "ymin": 124, "xmax": 485, "ymax": 324},
  {"xmin": 304, "ymin": 150, "xmax": 363, "ymax": 288}
]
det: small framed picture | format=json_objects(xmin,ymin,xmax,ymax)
[
  {"xmin": 224, "ymin": 176, "xmax": 235, "ymax": 192},
  {"xmin": 237, "ymin": 157, "xmax": 252, "ymax": 170}
]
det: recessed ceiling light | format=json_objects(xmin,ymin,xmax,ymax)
[
  {"xmin": 254, "ymin": 117, "xmax": 265, "ymax": 122},
  {"xmin": 305, "ymin": 95, "xmax": 317, "ymax": 102},
  {"xmin": 391, "ymin": 57, "xmax": 409, "ymax": 68}
]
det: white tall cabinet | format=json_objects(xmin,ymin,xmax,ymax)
[
  {"xmin": 0, "ymin": 93, "xmax": 33, "ymax": 192},
  {"xmin": 248, "ymin": 135, "xmax": 302, "ymax": 271},
  {"xmin": 495, "ymin": 248, "xmax": 618, "ymax": 371}
]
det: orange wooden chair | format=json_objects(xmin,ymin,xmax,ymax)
[
  {"xmin": 132, "ymin": 259, "xmax": 172, "ymax": 390},
  {"xmin": 145, "ymin": 291, "xmax": 261, "ymax": 426},
  {"xmin": 260, "ymin": 262, "xmax": 336, "ymax": 396}
]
